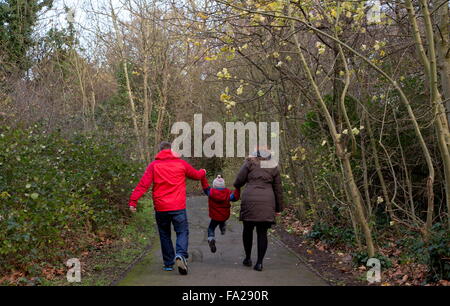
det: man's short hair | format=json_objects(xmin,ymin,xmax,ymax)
[{"xmin": 159, "ymin": 141, "xmax": 172, "ymax": 151}]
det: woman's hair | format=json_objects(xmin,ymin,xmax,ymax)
[
  {"xmin": 248, "ymin": 148, "xmax": 272, "ymax": 161},
  {"xmin": 246, "ymin": 147, "xmax": 279, "ymax": 170}
]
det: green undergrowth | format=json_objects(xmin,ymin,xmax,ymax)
[
  {"xmin": 0, "ymin": 124, "xmax": 156, "ymax": 285},
  {"xmin": 43, "ymin": 199, "xmax": 155, "ymax": 286}
]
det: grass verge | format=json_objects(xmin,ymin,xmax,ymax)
[{"xmin": 36, "ymin": 199, "xmax": 155, "ymax": 286}]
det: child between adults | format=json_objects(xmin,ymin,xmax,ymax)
[{"xmin": 201, "ymin": 175, "xmax": 240, "ymax": 253}]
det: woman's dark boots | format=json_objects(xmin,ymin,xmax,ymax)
[
  {"xmin": 253, "ymin": 263, "xmax": 263, "ymax": 271},
  {"xmin": 243, "ymin": 258, "xmax": 252, "ymax": 267}
]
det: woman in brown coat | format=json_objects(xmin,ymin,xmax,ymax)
[{"xmin": 233, "ymin": 149, "xmax": 284, "ymax": 271}]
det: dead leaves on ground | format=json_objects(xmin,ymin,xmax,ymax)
[
  {"xmin": 41, "ymin": 265, "xmax": 66, "ymax": 280},
  {"xmin": 0, "ymin": 231, "xmax": 116, "ymax": 286},
  {"xmin": 0, "ymin": 270, "xmax": 25, "ymax": 285},
  {"xmin": 280, "ymin": 208, "xmax": 448, "ymax": 286}
]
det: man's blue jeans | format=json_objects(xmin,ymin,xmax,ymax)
[{"xmin": 155, "ymin": 209, "xmax": 189, "ymax": 266}]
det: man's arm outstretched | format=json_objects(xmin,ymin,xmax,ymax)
[
  {"xmin": 182, "ymin": 160, "xmax": 206, "ymax": 180},
  {"xmin": 128, "ymin": 163, "xmax": 154, "ymax": 211}
]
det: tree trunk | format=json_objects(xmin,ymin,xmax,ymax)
[
  {"xmin": 435, "ymin": 0, "xmax": 450, "ymax": 125},
  {"xmin": 291, "ymin": 18, "xmax": 376, "ymax": 256},
  {"xmin": 110, "ymin": 2, "xmax": 146, "ymax": 163},
  {"xmin": 366, "ymin": 116, "xmax": 395, "ymax": 221},
  {"xmin": 419, "ymin": 0, "xmax": 450, "ymax": 234}
]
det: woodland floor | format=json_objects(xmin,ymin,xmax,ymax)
[{"xmin": 273, "ymin": 226, "xmax": 366, "ymax": 286}]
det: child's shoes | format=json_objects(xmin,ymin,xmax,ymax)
[{"xmin": 208, "ymin": 239, "xmax": 217, "ymax": 253}]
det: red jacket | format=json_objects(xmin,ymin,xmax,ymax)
[
  {"xmin": 129, "ymin": 149, "xmax": 206, "ymax": 211},
  {"xmin": 201, "ymin": 177, "xmax": 240, "ymax": 221}
]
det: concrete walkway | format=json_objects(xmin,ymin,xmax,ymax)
[{"xmin": 117, "ymin": 196, "xmax": 327, "ymax": 286}]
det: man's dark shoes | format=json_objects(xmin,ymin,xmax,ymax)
[
  {"xmin": 243, "ymin": 258, "xmax": 252, "ymax": 267},
  {"xmin": 175, "ymin": 255, "xmax": 188, "ymax": 275},
  {"xmin": 208, "ymin": 239, "xmax": 217, "ymax": 253},
  {"xmin": 220, "ymin": 226, "xmax": 226, "ymax": 235},
  {"xmin": 253, "ymin": 263, "xmax": 263, "ymax": 271}
]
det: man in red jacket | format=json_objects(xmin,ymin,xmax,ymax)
[{"xmin": 129, "ymin": 141, "xmax": 206, "ymax": 275}]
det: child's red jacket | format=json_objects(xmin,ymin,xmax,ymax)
[{"xmin": 201, "ymin": 177, "xmax": 240, "ymax": 221}]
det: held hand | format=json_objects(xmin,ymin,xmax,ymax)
[
  {"xmin": 201, "ymin": 175, "xmax": 209, "ymax": 189},
  {"xmin": 129, "ymin": 206, "xmax": 137, "ymax": 213}
]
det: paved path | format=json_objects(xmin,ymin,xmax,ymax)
[{"xmin": 118, "ymin": 196, "xmax": 327, "ymax": 286}]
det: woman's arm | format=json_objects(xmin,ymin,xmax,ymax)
[
  {"xmin": 233, "ymin": 162, "xmax": 249, "ymax": 189},
  {"xmin": 273, "ymin": 168, "xmax": 284, "ymax": 213}
]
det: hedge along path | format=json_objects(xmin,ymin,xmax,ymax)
[{"xmin": 117, "ymin": 196, "xmax": 327, "ymax": 286}]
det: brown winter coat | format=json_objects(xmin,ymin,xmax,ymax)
[{"xmin": 233, "ymin": 157, "xmax": 284, "ymax": 223}]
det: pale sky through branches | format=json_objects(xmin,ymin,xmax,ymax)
[{"xmin": 37, "ymin": 0, "xmax": 128, "ymax": 59}]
